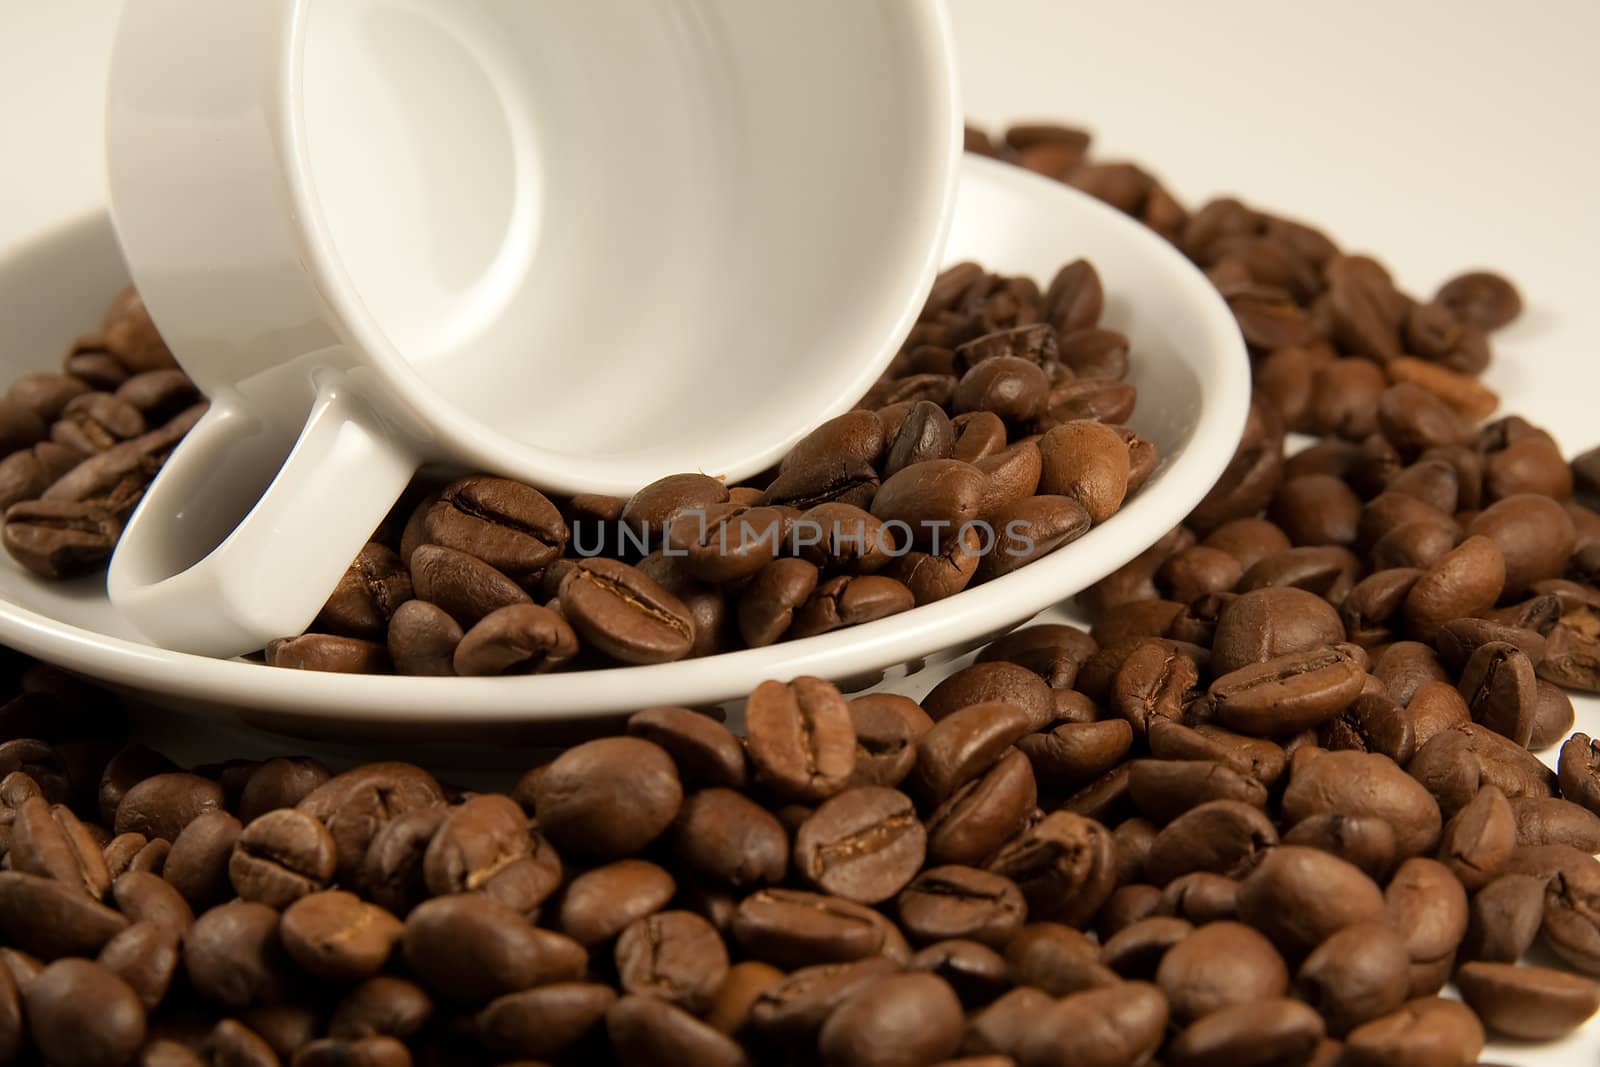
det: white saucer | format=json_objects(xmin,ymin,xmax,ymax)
[{"xmin": 0, "ymin": 156, "xmax": 1249, "ymax": 738}]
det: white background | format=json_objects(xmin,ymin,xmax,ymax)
[{"xmin": 1, "ymin": 2, "xmax": 1598, "ymax": 1062}]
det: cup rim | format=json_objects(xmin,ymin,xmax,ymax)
[{"xmin": 276, "ymin": 0, "xmax": 963, "ymax": 496}]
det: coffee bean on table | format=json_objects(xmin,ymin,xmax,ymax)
[
  {"xmin": 163, "ymin": 809, "xmax": 243, "ymax": 908},
  {"xmin": 6, "ymin": 794, "xmax": 109, "ymax": 899},
  {"xmin": 22, "ymin": 958, "xmax": 146, "ymax": 1067},
  {"xmin": 1462, "ymin": 872, "xmax": 1548, "ymax": 964},
  {"xmin": 985, "ymin": 810, "xmax": 1116, "ymax": 928},
  {"xmin": 793, "ymin": 787, "xmax": 924, "ymax": 904},
  {"xmin": 1014, "ymin": 981, "xmax": 1168, "ymax": 1067},
  {"xmin": 558, "ymin": 860, "xmax": 676, "ymax": 947},
  {"xmin": 183, "ymin": 899, "xmax": 290, "ymax": 1008},
  {"xmin": 745, "ymin": 677, "xmax": 856, "ymax": 803},
  {"xmin": 361, "ymin": 805, "xmax": 448, "ymax": 916},
  {"xmin": 816, "ymin": 972, "xmax": 964, "ymax": 1067},
  {"xmin": 615, "ymin": 910, "xmax": 729, "ymax": 1015},
  {"xmin": 1292, "ymin": 921, "xmax": 1410, "ymax": 1036},
  {"xmin": 1209, "ymin": 645, "xmax": 1366, "ymax": 736},
  {"xmin": 534, "ymin": 737, "xmax": 681, "ymax": 859},
  {"xmin": 1453, "ymin": 961, "xmax": 1600, "ymax": 1040},
  {"xmin": 1542, "ymin": 861, "xmax": 1600, "ymax": 975},
  {"xmin": 1236, "ymin": 846, "xmax": 1385, "ymax": 958},
  {"xmin": 1126, "ymin": 759, "xmax": 1267, "ymax": 824},
  {"xmin": 922, "ymin": 661, "xmax": 1055, "ymax": 729},
  {"xmin": 730, "ymin": 888, "xmax": 907, "ymax": 969},
  {"xmin": 96, "ymin": 920, "xmax": 179, "ymax": 1010},
  {"xmin": 1383, "ymin": 857, "xmax": 1469, "ymax": 996},
  {"xmin": 895, "ymin": 866, "xmax": 1026, "ymax": 948},
  {"xmin": 1144, "ymin": 799, "xmax": 1277, "ymax": 884},
  {"xmin": 1280, "ymin": 749, "xmax": 1442, "ymax": 858},
  {"xmin": 606, "ymin": 993, "xmax": 752, "ymax": 1067},
  {"xmin": 924, "ymin": 748, "xmax": 1037, "ymax": 867},
  {"xmin": 1342, "ymin": 996, "xmax": 1485, "ymax": 1067},
  {"xmin": 626, "ymin": 706, "xmax": 746, "ymax": 790},
  {"xmin": 1156, "ymin": 920, "xmax": 1287, "ymax": 1024},
  {"xmin": 475, "ymin": 981, "xmax": 617, "ymax": 1060},
  {"xmin": 1437, "ymin": 785, "xmax": 1515, "ymax": 891},
  {"xmin": 112, "ymin": 871, "xmax": 193, "ymax": 936},
  {"xmin": 402, "ymin": 893, "xmax": 585, "ymax": 1002},
  {"xmin": 670, "ymin": 788, "xmax": 789, "ymax": 888},
  {"xmin": 745, "ymin": 957, "xmax": 898, "ymax": 1040},
  {"xmin": 298, "ymin": 763, "xmax": 443, "ymax": 884}
]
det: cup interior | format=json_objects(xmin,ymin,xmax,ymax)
[{"xmin": 294, "ymin": 0, "xmax": 956, "ymax": 491}]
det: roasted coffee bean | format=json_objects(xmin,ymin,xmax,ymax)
[
  {"xmin": 1293, "ymin": 921, "xmax": 1410, "ymax": 1036},
  {"xmin": 111, "ymin": 772, "xmax": 222, "ymax": 842},
  {"xmin": 236, "ymin": 758, "xmax": 331, "ymax": 824},
  {"xmin": 1437, "ymin": 786, "xmax": 1515, "ymax": 891},
  {"xmin": 408, "ymin": 543, "xmax": 532, "ymax": 628},
  {"xmin": 423, "ymin": 794, "xmax": 549, "ymax": 912},
  {"xmin": 359, "ymin": 805, "xmax": 446, "ymax": 915},
  {"xmin": 314, "ymin": 542, "xmax": 413, "ymax": 639},
  {"xmin": 761, "ymin": 411, "xmax": 883, "ymax": 512},
  {"xmin": 51, "ymin": 392, "xmax": 146, "ymax": 454},
  {"xmin": 976, "ymin": 494, "xmax": 1090, "ymax": 582},
  {"xmin": 1156, "ymin": 919, "xmax": 1287, "ymax": 1024},
  {"xmin": 731, "ymin": 888, "xmax": 907, "ymax": 969},
  {"xmin": 962, "ymin": 985, "xmax": 1056, "ymax": 1057},
  {"xmin": 558, "ymin": 859, "xmax": 676, "ymax": 947},
  {"xmin": 1210, "ymin": 645, "xmax": 1366, "ymax": 736},
  {"xmin": 818, "ymin": 972, "xmax": 964, "ymax": 1067},
  {"xmin": 1512, "ymin": 795, "xmax": 1600, "ymax": 852},
  {"xmin": 1540, "ymin": 612, "xmax": 1600, "ymax": 692},
  {"xmin": 1529, "ymin": 680, "xmax": 1576, "ymax": 750},
  {"xmin": 1342, "ymin": 996, "xmax": 1485, "ymax": 1067},
  {"xmin": 896, "ymin": 866, "xmax": 1026, "ymax": 949},
  {"xmin": 702, "ymin": 959, "xmax": 784, "ymax": 1035},
  {"xmin": 1317, "ymin": 690, "xmax": 1415, "ymax": 765},
  {"xmin": 204, "ymin": 1018, "xmax": 280, "ymax": 1066},
  {"xmin": 846, "ymin": 694, "xmax": 924, "ymax": 789},
  {"xmin": 907, "ymin": 939, "xmax": 1010, "ymax": 1009},
  {"xmin": 914, "ymin": 702, "xmax": 1034, "ymax": 803},
  {"xmin": 297, "ymin": 763, "xmax": 443, "ymax": 884},
  {"xmin": 883, "ymin": 401, "xmax": 955, "ymax": 477},
  {"xmin": 1126, "ymin": 759, "xmax": 1268, "ymax": 824},
  {"xmin": 1111, "ymin": 640, "xmax": 1201, "ymax": 735},
  {"xmin": 378, "ymin": 600, "xmax": 460, "ymax": 675},
  {"xmin": 1455, "ymin": 960, "xmax": 1599, "ymax": 1040},
  {"xmin": 23, "ymin": 958, "xmax": 147, "ymax": 1067},
  {"xmin": 1283, "ymin": 813, "xmax": 1396, "ymax": 880},
  {"xmin": 623, "ymin": 473, "xmax": 731, "ymax": 548},
  {"xmin": 986, "ymin": 811, "xmax": 1115, "ymax": 928},
  {"xmin": 1433, "ymin": 270, "xmax": 1521, "ymax": 331},
  {"xmin": 96, "ymin": 920, "xmax": 178, "ymax": 1010},
  {"xmin": 737, "ymin": 557, "xmax": 819, "ymax": 647},
  {"xmin": 1455, "ymin": 641, "xmax": 1536, "ymax": 746},
  {"xmin": 1036, "ymin": 420, "xmax": 1129, "ymax": 524},
  {"xmin": 626, "ymin": 706, "xmax": 746, "ymax": 790},
  {"xmin": 403, "ymin": 892, "xmax": 585, "ymax": 1002},
  {"xmin": 884, "ymin": 523, "xmax": 985, "ymax": 605},
  {"xmin": 924, "ymin": 749, "xmax": 1037, "ymax": 867},
  {"xmin": 671, "ymin": 788, "xmax": 789, "ymax": 888},
  {"xmin": 0, "ymin": 442, "xmax": 84, "ymax": 511},
  {"xmin": 1282, "ymin": 750, "xmax": 1442, "ymax": 858},
  {"xmin": 746, "ymin": 957, "xmax": 898, "ymax": 1039},
  {"xmin": 475, "ymin": 981, "xmax": 615, "ymax": 1060},
  {"xmin": 1145, "ymin": 799, "xmax": 1276, "ymax": 884},
  {"xmin": 2, "ymin": 498, "xmax": 120, "ymax": 578},
  {"xmin": 1016, "ymin": 719, "xmax": 1132, "ymax": 790},
  {"xmin": 183, "ymin": 899, "xmax": 290, "ymax": 1008},
  {"xmin": 1542, "ymin": 860, "xmax": 1600, "ymax": 975},
  {"xmin": 1384, "ymin": 857, "xmax": 1469, "ymax": 996},
  {"xmin": 950, "ymin": 410, "xmax": 1008, "ymax": 464},
  {"xmin": 534, "ymin": 737, "xmax": 680, "ymax": 859},
  {"xmin": 789, "ymin": 573, "xmax": 915, "ymax": 638},
  {"xmin": 1146, "ymin": 719, "xmax": 1287, "ymax": 785},
  {"xmin": 745, "ymin": 676, "xmax": 856, "ymax": 802},
  {"xmin": 954, "ymin": 356, "xmax": 1049, "ymax": 424},
  {"xmin": 614, "ymin": 910, "xmax": 728, "ymax": 1014},
  {"xmin": 1463, "ymin": 872, "xmax": 1548, "ymax": 963},
  {"xmin": 1014, "ymin": 981, "xmax": 1168, "ymax": 1067},
  {"xmin": 1237, "ymin": 545, "xmax": 1359, "ymax": 602},
  {"xmin": 1099, "ymin": 915, "xmax": 1191, "ymax": 980},
  {"xmin": 1168, "ymin": 997, "xmax": 1326, "ymax": 1067},
  {"xmin": 923, "ymin": 662, "xmax": 1055, "ymax": 729},
  {"xmin": 559, "ymin": 558, "xmax": 694, "ymax": 664},
  {"xmin": 266, "ymin": 633, "xmax": 388, "ymax": 673},
  {"xmin": 278, "ymin": 889, "xmax": 403, "ymax": 979},
  {"xmin": 1409, "ymin": 722, "xmax": 1556, "ymax": 817},
  {"xmin": 870, "ymin": 459, "xmax": 987, "ymax": 549},
  {"xmin": 1158, "ymin": 545, "xmax": 1243, "ymax": 603},
  {"xmin": 1236, "ymin": 847, "xmax": 1386, "ymax": 958},
  {"xmin": 421, "ymin": 476, "xmax": 566, "ymax": 585},
  {"xmin": 113, "ymin": 871, "xmax": 193, "ymax": 936},
  {"xmin": 451, "ymin": 602, "xmax": 578, "ymax": 676},
  {"xmin": 7, "ymin": 794, "xmax": 109, "ymax": 899},
  {"xmin": 794, "ymin": 787, "xmax": 924, "ymax": 903},
  {"xmin": 163, "ymin": 810, "xmax": 242, "ymax": 909},
  {"xmin": 0, "ymin": 869, "xmax": 127, "ymax": 958}
]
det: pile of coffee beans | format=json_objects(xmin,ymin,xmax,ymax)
[
  {"xmin": 3, "ymin": 109, "xmax": 1600, "ymax": 1065},
  {"xmin": 4, "ymin": 617, "xmax": 1600, "ymax": 1066},
  {"xmin": 0, "ymin": 262, "xmax": 1151, "ymax": 675},
  {"xmin": 0, "ymin": 289, "xmax": 205, "ymax": 579},
  {"xmin": 274, "ymin": 254, "xmax": 1151, "ymax": 675}
]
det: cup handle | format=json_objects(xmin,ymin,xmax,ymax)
[{"xmin": 107, "ymin": 378, "xmax": 418, "ymax": 658}]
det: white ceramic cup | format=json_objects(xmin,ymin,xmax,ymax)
[{"xmin": 102, "ymin": 0, "xmax": 959, "ymax": 659}]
